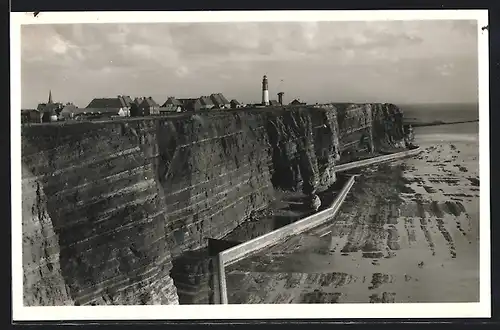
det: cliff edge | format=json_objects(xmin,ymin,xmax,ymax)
[{"xmin": 21, "ymin": 103, "xmax": 408, "ymax": 306}]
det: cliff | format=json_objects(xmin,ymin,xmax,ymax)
[{"xmin": 21, "ymin": 104, "xmax": 408, "ymax": 306}]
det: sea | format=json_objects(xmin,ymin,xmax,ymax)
[
  {"xmin": 405, "ymin": 103, "xmax": 480, "ymax": 145},
  {"xmin": 401, "ymin": 103, "xmax": 479, "ymax": 124}
]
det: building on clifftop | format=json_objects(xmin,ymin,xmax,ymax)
[
  {"xmin": 230, "ymin": 99, "xmax": 242, "ymax": 109},
  {"xmin": 21, "ymin": 109, "xmax": 42, "ymax": 124},
  {"xmin": 86, "ymin": 96, "xmax": 131, "ymax": 116},
  {"xmin": 138, "ymin": 97, "xmax": 160, "ymax": 115},
  {"xmin": 85, "ymin": 97, "xmax": 130, "ymax": 117},
  {"xmin": 37, "ymin": 90, "xmax": 64, "ymax": 122},
  {"xmin": 210, "ymin": 93, "xmax": 230, "ymax": 109},
  {"xmin": 160, "ymin": 97, "xmax": 183, "ymax": 113},
  {"xmin": 58, "ymin": 103, "xmax": 78, "ymax": 120},
  {"xmin": 178, "ymin": 98, "xmax": 202, "ymax": 112},
  {"xmin": 290, "ymin": 99, "xmax": 306, "ymax": 106},
  {"xmin": 199, "ymin": 96, "xmax": 215, "ymax": 110}
]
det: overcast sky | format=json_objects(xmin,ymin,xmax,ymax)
[{"xmin": 21, "ymin": 20, "xmax": 478, "ymax": 108}]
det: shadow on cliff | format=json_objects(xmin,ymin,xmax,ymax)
[{"xmin": 20, "ymin": 103, "xmax": 410, "ymax": 306}]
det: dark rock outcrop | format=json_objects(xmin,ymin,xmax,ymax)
[{"xmin": 21, "ymin": 104, "xmax": 408, "ymax": 306}]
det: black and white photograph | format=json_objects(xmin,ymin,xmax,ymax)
[{"xmin": 11, "ymin": 10, "xmax": 490, "ymax": 320}]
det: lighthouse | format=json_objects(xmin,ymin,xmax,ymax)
[{"xmin": 262, "ymin": 75, "xmax": 270, "ymax": 106}]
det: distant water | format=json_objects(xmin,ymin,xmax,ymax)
[
  {"xmin": 413, "ymin": 121, "xmax": 479, "ymax": 145},
  {"xmin": 401, "ymin": 103, "xmax": 479, "ymax": 123}
]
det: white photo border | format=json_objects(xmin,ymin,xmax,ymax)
[{"xmin": 10, "ymin": 9, "xmax": 490, "ymax": 321}]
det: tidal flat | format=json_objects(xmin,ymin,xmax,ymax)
[{"xmin": 226, "ymin": 122, "xmax": 480, "ymax": 304}]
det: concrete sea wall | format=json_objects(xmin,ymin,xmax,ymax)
[{"xmin": 21, "ymin": 104, "xmax": 407, "ymax": 306}]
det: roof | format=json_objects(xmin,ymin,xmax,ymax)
[
  {"xmin": 179, "ymin": 98, "xmax": 200, "ymax": 105},
  {"xmin": 162, "ymin": 97, "xmax": 183, "ymax": 107},
  {"xmin": 290, "ymin": 99, "xmax": 305, "ymax": 105},
  {"xmin": 37, "ymin": 102, "xmax": 63, "ymax": 115},
  {"xmin": 210, "ymin": 93, "xmax": 230, "ymax": 106},
  {"xmin": 86, "ymin": 98, "xmax": 124, "ymax": 109},
  {"xmin": 199, "ymin": 96, "xmax": 214, "ymax": 106},
  {"xmin": 230, "ymin": 99, "xmax": 240, "ymax": 105},
  {"xmin": 118, "ymin": 95, "xmax": 133, "ymax": 107},
  {"xmin": 269, "ymin": 100, "xmax": 280, "ymax": 106},
  {"xmin": 37, "ymin": 102, "xmax": 62, "ymax": 111},
  {"xmin": 60, "ymin": 104, "xmax": 78, "ymax": 114},
  {"xmin": 140, "ymin": 97, "xmax": 159, "ymax": 108},
  {"xmin": 21, "ymin": 109, "xmax": 39, "ymax": 113}
]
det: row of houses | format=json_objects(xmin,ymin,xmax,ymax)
[
  {"xmin": 22, "ymin": 91, "xmax": 306, "ymax": 124},
  {"xmin": 22, "ymin": 93, "xmax": 235, "ymax": 123},
  {"xmin": 163, "ymin": 93, "xmax": 237, "ymax": 113},
  {"xmin": 71, "ymin": 93, "xmax": 238, "ymax": 119}
]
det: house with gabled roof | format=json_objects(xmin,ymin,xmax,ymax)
[
  {"xmin": 133, "ymin": 97, "xmax": 143, "ymax": 106},
  {"xmin": 118, "ymin": 95, "xmax": 133, "ymax": 109},
  {"xmin": 230, "ymin": 99, "xmax": 242, "ymax": 109},
  {"xmin": 87, "ymin": 97, "xmax": 123, "ymax": 109},
  {"xmin": 21, "ymin": 109, "xmax": 42, "ymax": 124},
  {"xmin": 59, "ymin": 103, "xmax": 79, "ymax": 120},
  {"xmin": 139, "ymin": 97, "xmax": 160, "ymax": 115},
  {"xmin": 86, "ymin": 96, "xmax": 130, "ymax": 117},
  {"xmin": 269, "ymin": 100, "xmax": 280, "ymax": 107},
  {"xmin": 199, "ymin": 96, "xmax": 215, "ymax": 110},
  {"xmin": 86, "ymin": 96, "xmax": 130, "ymax": 115},
  {"xmin": 290, "ymin": 99, "xmax": 306, "ymax": 106},
  {"xmin": 210, "ymin": 93, "xmax": 230, "ymax": 109},
  {"xmin": 178, "ymin": 98, "xmax": 202, "ymax": 112},
  {"xmin": 160, "ymin": 97, "xmax": 183, "ymax": 113}
]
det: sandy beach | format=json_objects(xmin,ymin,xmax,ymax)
[{"xmin": 225, "ymin": 122, "xmax": 480, "ymax": 304}]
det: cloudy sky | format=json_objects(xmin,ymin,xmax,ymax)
[{"xmin": 21, "ymin": 20, "xmax": 478, "ymax": 108}]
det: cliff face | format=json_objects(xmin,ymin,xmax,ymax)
[
  {"xmin": 266, "ymin": 107, "xmax": 340, "ymax": 195},
  {"xmin": 371, "ymin": 103, "xmax": 406, "ymax": 150},
  {"xmin": 21, "ymin": 104, "xmax": 407, "ymax": 306},
  {"xmin": 22, "ymin": 122, "xmax": 179, "ymax": 306},
  {"xmin": 22, "ymin": 164, "xmax": 73, "ymax": 306}
]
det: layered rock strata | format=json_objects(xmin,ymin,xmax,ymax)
[{"xmin": 21, "ymin": 104, "xmax": 407, "ymax": 306}]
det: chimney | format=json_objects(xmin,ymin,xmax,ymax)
[
  {"xmin": 278, "ymin": 92, "xmax": 284, "ymax": 106},
  {"xmin": 262, "ymin": 75, "xmax": 269, "ymax": 106}
]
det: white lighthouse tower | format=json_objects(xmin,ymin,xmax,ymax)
[{"xmin": 262, "ymin": 75, "xmax": 270, "ymax": 106}]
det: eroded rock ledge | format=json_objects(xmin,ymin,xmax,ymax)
[{"xmin": 21, "ymin": 104, "xmax": 407, "ymax": 306}]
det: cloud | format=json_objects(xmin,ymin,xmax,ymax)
[
  {"xmin": 20, "ymin": 20, "xmax": 479, "ymax": 108},
  {"xmin": 175, "ymin": 66, "xmax": 190, "ymax": 77},
  {"xmin": 437, "ymin": 63, "xmax": 451, "ymax": 76}
]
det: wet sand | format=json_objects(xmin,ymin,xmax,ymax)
[{"xmin": 225, "ymin": 122, "xmax": 479, "ymax": 304}]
